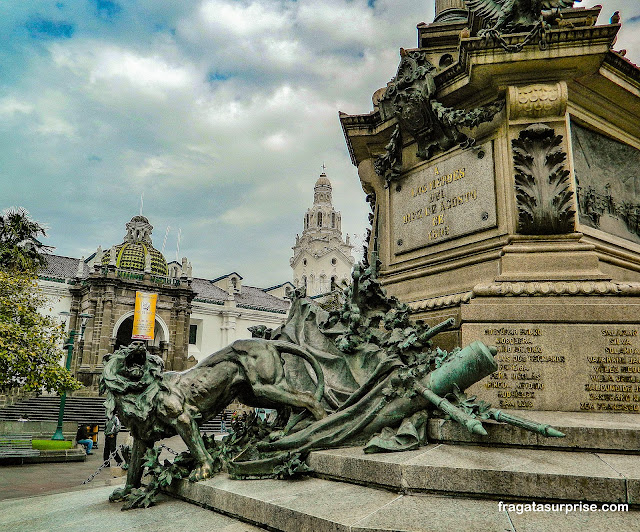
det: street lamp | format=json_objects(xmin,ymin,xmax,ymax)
[{"xmin": 51, "ymin": 311, "xmax": 93, "ymax": 440}]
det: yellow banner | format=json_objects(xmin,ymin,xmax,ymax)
[{"xmin": 132, "ymin": 291, "xmax": 158, "ymax": 340}]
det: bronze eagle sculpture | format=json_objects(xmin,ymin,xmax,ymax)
[{"xmin": 465, "ymin": 0, "xmax": 579, "ymax": 35}]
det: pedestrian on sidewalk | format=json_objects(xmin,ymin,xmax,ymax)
[
  {"xmin": 103, "ymin": 414, "xmax": 122, "ymax": 465},
  {"xmin": 76, "ymin": 424, "xmax": 93, "ymax": 455}
]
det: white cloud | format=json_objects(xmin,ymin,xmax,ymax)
[
  {"xmin": 0, "ymin": 97, "xmax": 33, "ymax": 115},
  {"xmin": 198, "ymin": 0, "xmax": 292, "ymax": 38},
  {"xmin": 2, "ymin": 0, "xmax": 639, "ymax": 285},
  {"xmin": 51, "ymin": 41, "xmax": 198, "ymax": 98},
  {"xmin": 90, "ymin": 50, "xmax": 194, "ymax": 90},
  {"xmin": 35, "ymin": 115, "xmax": 76, "ymax": 137},
  {"xmin": 262, "ymin": 131, "xmax": 292, "ymax": 152}
]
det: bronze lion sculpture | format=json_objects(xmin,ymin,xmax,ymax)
[{"xmin": 100, "ymin": 339, "xmax": 326, "ymax": 502}]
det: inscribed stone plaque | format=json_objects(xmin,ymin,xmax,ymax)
[
  {"xmin": 391, "ymin": 142, "xmax": 497, "ymax": 254},
  {"xmin": 572, "ymin": 121, "xmax": 640, "ymax": 244},
  {"xmin": 464, "ymin": 323, "xmax": 640, "ymax": 413}
]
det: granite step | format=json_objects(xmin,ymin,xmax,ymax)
[
  {"xmin": 428, "ymin": 410, "xmax": 640, "ymax": 452},
  {"xmin": 167, "ymin": 472, "xmax": 640, "ymax": 532},
  {"xmin": 307, "ymin": 445, "xmax": 640, "ymax": 505}
]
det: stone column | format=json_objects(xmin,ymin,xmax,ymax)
[
  {"xmin": 68, "ymin": 296, "xmax": 81, "ymax": 371},
  {"xmin": 170, "ymin": 298, "xmax": 189, "ymax": 371},
  {"xmin": 79, "ymin": 290, "xmax": 98, "ymax": 370},
  {"xmin": 221, "ymin": 298, "xmax": 239, "ymax": 348},
  {"xmin": 499, "ymin": 82, "xmax": 608, "ymax": 279},
  {"xmin": 97, "ymin": 285, "xmax": 115, "ymax": 367},
  {"xmin": 434, "ymin": 0, "xmax": 467, "ymax": 23}
]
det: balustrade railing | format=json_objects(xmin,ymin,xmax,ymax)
[{"xmin": 97, "ymin": 267, "xmax": 182, "ymax": 286}]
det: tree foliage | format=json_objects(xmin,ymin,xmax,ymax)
[
  {"xmin": 0, "ymin": 208, "xmax": 81, "ymax": 394},
  {"xmin": 0, "ymin": 270, "xmax": 81, "ymax": 394},
  {"xmin": 0, "ymin": 207, "xmax": 52, "ymax": 272}
]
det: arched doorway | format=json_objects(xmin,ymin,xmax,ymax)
[{"xmin": 112, "ymin": 312, "xmax": 169, "ymax": 351}]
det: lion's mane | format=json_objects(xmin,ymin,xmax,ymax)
[{"xmin": 99, "ymin": 346, "xmax": 167, "ymax": 422}]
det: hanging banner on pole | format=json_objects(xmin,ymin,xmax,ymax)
[{"xmin": 132, "ymin": 291, "xmax": 158, "ymax": 340}]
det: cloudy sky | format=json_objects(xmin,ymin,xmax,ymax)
[{"xmin": 1, "ymin": 1, "xmax": 639, "ymax": 287}]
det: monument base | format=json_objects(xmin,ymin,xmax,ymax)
[
  {"xmin": 167, "ymin": 416, "xmax": 640, "ymax": 531},
  {"xmin": 462, "ymin": 282, "xmax": 640, "ymax": 412}
]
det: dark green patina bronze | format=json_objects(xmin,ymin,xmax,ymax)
[
  {"xmin": 373, "ymin": 49, "xmax": 503, "ymax": 184},
  {"xmin": 100, "ymin": 259, "xmax": 563, "ymax": 509},
  {"xmin": 465, "ymin": 0, "xmax": 577, "ymax": 36}
]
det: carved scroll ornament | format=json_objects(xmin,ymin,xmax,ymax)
[{"xmin": 508, "ymin": 83, "xmax": 568, "ymax": 120}]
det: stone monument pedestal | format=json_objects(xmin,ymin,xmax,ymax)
[
  {"xmin": 462, "ymin": 233, "xmax": 640, "ymax": 412},
  {"xmin": 340, "ymin": 4, "xmax": 640, "ymax": 414}
]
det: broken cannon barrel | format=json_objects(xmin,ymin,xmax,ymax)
[{"xmin": 427, "ymin": 340, "xmax": 498, "ymax": 396}]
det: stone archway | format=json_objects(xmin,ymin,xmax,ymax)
[{"xmin": 112, "ymin": 311, "xmax": 169, "ymax": 351}]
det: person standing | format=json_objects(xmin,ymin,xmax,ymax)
[{"xmin": 103, "ymin": 414, "xmax": 122, "ymax": 465}]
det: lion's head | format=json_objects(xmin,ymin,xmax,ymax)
[{"xmin": 100, "ymin": 342, "xmax": 166, "ymax": 421}]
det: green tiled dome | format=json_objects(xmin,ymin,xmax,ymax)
[
  {"xmin": 102, "ymin": 242, "xmax": 168, "ymax": 275},
  {"xmin": 102, "ymin": 215, "xmax": 168, "ymax": 276}
]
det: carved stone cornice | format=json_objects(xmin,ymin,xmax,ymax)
[
  {"xmin": 473, "ymin": 280, "xmax": 640, "ymax": 297},
  {"xmin": 435, "ymin": 22, "xmax": 619, "ymax": 94},
  {"xmin": 409, "ymin": 291, "xmax": 473, "ymax": 312},
  {"xmin": 508, "ymin": 82, "xmax": 567, "ymax": 120},
  {"xmin": 603, "ymin": 50, "xmax": 640, "ymax": 86}
]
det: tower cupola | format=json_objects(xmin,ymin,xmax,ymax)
[{"xmin": 291, "ymin": 171, "xmax": 355, "ymax": 297}]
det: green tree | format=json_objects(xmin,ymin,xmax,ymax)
[
  {"xmin": 0, "ymin": 207, "xmax": 52, "ymax": 272},
  {"xmin": 0, "ymin": 208, "xmax": 81, "ymax": 394}
]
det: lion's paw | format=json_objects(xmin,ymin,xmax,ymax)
[{"xmin": 189, "ymin": 461, "xmax": 214, "ymax": 482}]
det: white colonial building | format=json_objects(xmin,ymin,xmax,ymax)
[
  {"xmin": 37, "ymin": 215, "xmax": 293, "ymax": 393},
  {"xmin": 291, "ymin": 173, "xmax": 355, "ymax": 296}
]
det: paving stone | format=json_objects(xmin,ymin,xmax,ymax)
[
  {"xmin": 351, "ymin": 493, "xmax": 513, "ymax": 532},
  {"xmin": 401, "ymin": 445, "xmax": 627, "ymax": 502},
  {"xmin": 0, "ymin": 485, "xmax": 265, "ymax": 532},
  {"xmin": 597, "ymin": 453, "xmax": 640, "ymax": 505},
  {"xmin": 170, "ymin": 476, "xmax": 401, "ymax": 532},
  {"xmin": 507, "ymin": 502, "xmax": 639, "ymax": 532},
  {"xmin": 171, "ymin": 472, "xmax": 640, "ymax": 532},
  {"xmin": 307, "ymin": 446, "xmax": 435, "ymax": 488}
]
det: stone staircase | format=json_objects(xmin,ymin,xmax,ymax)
[
  {"xmin": 0, "ymin": 396, "xmax": 108, "ymax": 429},
  {"xmin": 0, "ymin": 396, "xmax": 227, "ymax": 432},
  {"xmin": 166, "ymin": 411, "xmax": 640, "ymax": 532}
]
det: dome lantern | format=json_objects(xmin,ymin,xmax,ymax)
[{"xmin": 313, "ymin": 172, "xmax": 333, "ymax": 205}]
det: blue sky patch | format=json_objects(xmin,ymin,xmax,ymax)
[
  {"xmin": 25, "ymin": 16, "xmax": 75, "ymax": 39},
  {"xmin": 153, "ymin": 23, "xmax": 176, "ymax": 35},
  {"xmin": 92, "ymin": 0, "xmax": 122, "ymax": 20},
  {"xmin": 207, "ymin": 71, "xmax": 231, "ymax": 83}
]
